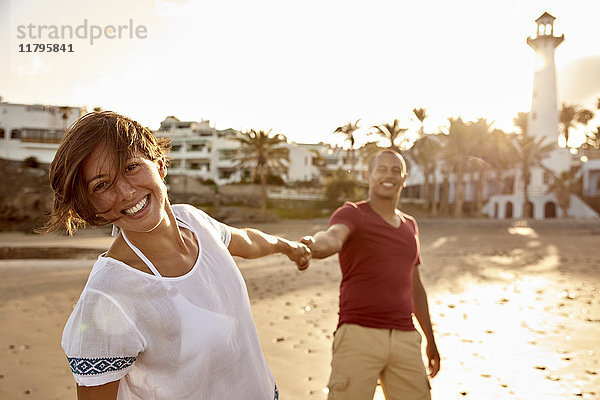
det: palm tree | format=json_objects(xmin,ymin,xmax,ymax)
[
  {"xmin": 559, "ymin": 103, "xmax": 595, "ymax": 146},
  {"xmin": 370, "ymin": 119, "xmax": 410, "ymax": 151},
  {"xmin": 513, "ymin": 111, "xmax": 529, "ymax": 135},
  {"xmin": 511, "ymin": 135, "xmax": 555, "ymax": 218},
  {"xmin": 486, "ymin": 128, "xmax": 519, "ymax": 195},
  {"xmin": 443, "ymin": 118, "xmax": 472, "ymax": 217},
  {"xmin": 407, "ymin": 134, "xmax": 441, "ymax": 215},
  {"xmin": 234, "ymin": 129, "xmax": 290, "ymax": 214},
  {"xmin": 467, "ymin": 118, "xmax": 495, "ymax": 217},
  {"xmin": 545, "ymin": 170, "xmax": 581, "ymax": 217},
  {"xmin": 309, "ymin": 148, "xmax": 331, "ymax": 182},
  {"xmin": 413, "ymin": 108, "xmax": 428, "ymax": 136},
  {"xmin": 583, "ymin": 126, "xmax": 600, "ymax": 150},
  {"xmin": 333, "ymin": 119, "xmax": 361, "ymax": 175}
]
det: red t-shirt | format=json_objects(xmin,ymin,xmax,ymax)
[{"xmin": 330, "ymin": 201, "xmax": 421, "ymax": 331}]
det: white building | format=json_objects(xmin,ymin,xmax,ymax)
[
  {"xmin": 154, "ymin": 116, "xmax": 241, "ymax": 186},
  {"xmin": 0, "ymin": 102, "xmax": 374, "ymax": 199},
  {"xmin": 155, "ymin": 113, "xmax": 363, "ymax": 189},
  {"xmin": 582, "ymin": 153, "xmax": 600, "ymax": 197},
  {"xmin": 286, "ymin": 143, "xmax": 366, "ymax": 183},
  {"xmin": 0, "ymin": 102, "xmax": 83, "ymax": 164}
]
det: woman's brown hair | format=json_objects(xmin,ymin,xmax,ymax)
[{"xmin": 41, "ymin": 111, "xmax": 170, "ymax": 235}]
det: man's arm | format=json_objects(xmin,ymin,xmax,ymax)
[
  {"xmin": 228, "ymin": 227, "xmax": 311, "ymax": 270},
  {"xmin": 412, "ymin": 266, "xmax": 441, "ymax": 378},
  {"xmin": 300, "ymin": 223, "xmax": 350, "ymax": 259}
]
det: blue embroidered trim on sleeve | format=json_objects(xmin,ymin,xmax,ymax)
[{"xmin": 68, "ymin": 356, "xmax": 136, "ymax": 375}]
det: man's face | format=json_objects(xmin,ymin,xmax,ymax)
[{"xmin": 367, "ymin": 152, "xmax": 406, "ymax": 200}]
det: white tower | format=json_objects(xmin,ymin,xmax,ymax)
[
  {"xmin": 525, "ymin": 11, "xmax": 571, "ymax": 188},
  {"xmin": 527, "ymin": 12, "xmax": 563, "ymax": 146},
  {"xmin": 481, "ymin": 13, "xmax": 598, "ymax": 219}
]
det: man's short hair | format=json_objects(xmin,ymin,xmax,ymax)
[{"xmin": 368, "ymin": 149, "xmax": 407, "ymax": 176}]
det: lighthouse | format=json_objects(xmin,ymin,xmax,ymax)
[
  {"xmin": 482, "ymin": 12, "xmax": 598, "ymax": 219},
  {"xmin": 522, "ymin": 11, "xmax": 572, "ymax": 199},
  {"xmin": 527, "ymin": 12, "xmax": 563, "ymax": 147}
]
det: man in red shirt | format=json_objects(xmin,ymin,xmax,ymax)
[{"xmin": 301, "ymin": 150, "xmax": 440, "ymax": 400}]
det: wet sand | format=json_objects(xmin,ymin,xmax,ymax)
[{"xmin": 0, "ymin": 218, "xmax": 599, "ymax": 399}]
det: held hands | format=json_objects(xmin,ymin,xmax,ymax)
[
  {"xmin": 299, "ymin": 235, "xmax": 315, "ymax": 248},
  {"xmin": 283, "ymin": 240, "xmax": 312, "ymax": 271}
]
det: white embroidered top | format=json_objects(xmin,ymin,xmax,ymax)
[{"xmin": 62, "ymin": 204, "xmax": 276, "ymax": 399}]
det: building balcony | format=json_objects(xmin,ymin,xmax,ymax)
[{"xmin": 177, "ymin": 150, "xmax": 212, "ymax": 158}]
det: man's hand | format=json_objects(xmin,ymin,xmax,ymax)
[
  {"xmin": 283, "ymin": 240, "xmax": 312, "ymax": 271},
  {"xmin": 297, "ymin": 225, "xmax": 349, "ymax": 259},
  {"xmin": 299, "ymin": 235, "xmax": 315, "ymax": 249},
  {"xmin": 426, "ymin": 342, "xmax": 441, "ymax": 378}
]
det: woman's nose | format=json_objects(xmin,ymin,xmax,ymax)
[{"xmin": 114, "ymin": 177, "xmax": 136, "ymax": 201}]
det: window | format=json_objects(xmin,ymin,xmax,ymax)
[
  {"xmin": 219, "ymin": 170, "xmax": 233, "ymax": 179},
  {"xmin": 189, "ymin": 162, "xmax": 209, "ymax": 171},
  {"xmin": 10, "ymin": 129, "xmax": 21, "ymax": 139},
  {"xmin": 543, "ymin": 172, "xmax": 552, "ymax": 185},
  {"xmin": 0, "ymin": 128, "xmax": 4, "ymax": 138},
  {"xmin": 219, "ymin": 150, "xmax": 237, "ymax": 160}
]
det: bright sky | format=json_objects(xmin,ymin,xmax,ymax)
[{"xmin": 1, "ymin": 0, "xmax": 599, "ymax": 146}]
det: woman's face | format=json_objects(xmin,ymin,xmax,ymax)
[{"xmin": 81, "ymin": 144, "xmax": 169, "ymax": 234}]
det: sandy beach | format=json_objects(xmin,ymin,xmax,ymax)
[{"xmin": 0, "ymin": 217, "xmax": 599, "ymax": 400}]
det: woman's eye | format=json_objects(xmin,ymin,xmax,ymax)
[
  {"xmin": 126, "ymin": 163, "xmax": 139, "ymax": 172},
  {"xmin": 93, "ymin": 182, "xmax": 106, "ymax": 192}
]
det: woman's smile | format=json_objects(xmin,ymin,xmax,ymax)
[{"xmin": 122, "ymin": 194, "xmax": 150, "ymax": 216}]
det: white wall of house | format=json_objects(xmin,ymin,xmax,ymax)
[
  {"xmin": 286, "ymin": 143, "xmax": 320, "ymax": 182},
  {"xmin": 155, "ymin": 117, "xmax": 241, "ymax": 186},
  {"xmin": 482, "ymin": 193, "xmax": 598, "ymax": 219},
  {"xmin": 0, "ymin": 102, "xmax": 83, "ymax": 164},
  {"xmin": 582, "ymin": 158, "xmax": 600, "ymax": 197}
]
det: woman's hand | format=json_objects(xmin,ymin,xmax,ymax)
[{"xmin": 282, "ymin": 240, "xmax": 312, "ymax": 271}]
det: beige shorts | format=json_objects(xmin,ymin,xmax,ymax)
[{"xmin": 327, "ymin": 324, "xmax": 431, "ymax": 400}]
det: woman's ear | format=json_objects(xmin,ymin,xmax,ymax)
[{"xmin": 158, "ymin": 159, "xmax": 167, "ymax": 179}]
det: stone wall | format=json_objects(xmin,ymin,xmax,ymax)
[{"xmin": 0, "ymin": 159, "xmax": 52, "ymax": 231}]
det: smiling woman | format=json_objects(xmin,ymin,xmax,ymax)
[
  {"xmin": 40, "ymin": 111, "xmax": 311, "ymax": 400},
  {"xmin": 42, "ymin": 111, "xmax": 170, "ymax": 235}
]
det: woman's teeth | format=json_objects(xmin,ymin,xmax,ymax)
[{"xmin": 123, "ymin": 195, "xmax": 148, "ymax": 216}]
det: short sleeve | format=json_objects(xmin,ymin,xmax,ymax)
[
  {"xmin": 194, "ymin": 208, "xmax": 232, "ymax": 247},
  {"xmin": 405, "ymin": 214, "xmax": 422, "ymax": 266},
  {"xmin": 62, "ymin": 289, "xmax": 146, "ymax": 386},
  {"xmin": 329, "ymin": 202, "xmax": 361, "ymax": 234}
]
